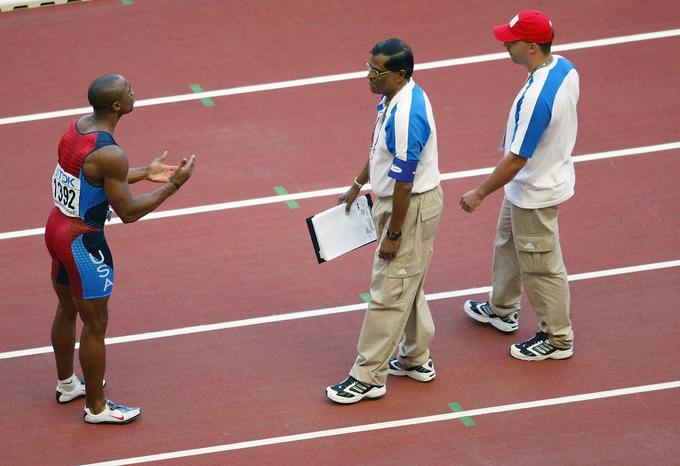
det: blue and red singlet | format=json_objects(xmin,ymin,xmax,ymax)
[{"xmin": 45, "ymin": 117, "xmax": 117, "ymax": 300}]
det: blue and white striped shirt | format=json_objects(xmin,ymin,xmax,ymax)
[
  {"xmin": 503, "ymin": 55, "xmax": 580, "ymax": 208},
  {"xmin": 369, "ymin": 79, "xmax": 440, "ymax": 197}
]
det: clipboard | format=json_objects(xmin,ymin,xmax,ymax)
[{"xmin": 306, "ymin": 194, "xmax": 377, "ymax": 263}]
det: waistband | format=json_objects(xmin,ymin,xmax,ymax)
[{"xmin": 378, "ymin": 184, "xmax": 440, "ymax": 201}]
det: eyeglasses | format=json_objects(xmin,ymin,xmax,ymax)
[{"xmin": 366, "ymin": 62, "xmax": 392, "ymax": 78}]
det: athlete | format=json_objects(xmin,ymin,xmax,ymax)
[{"xmin": 45, "ymin": 74, "xmax": 196, "ymax": 424}]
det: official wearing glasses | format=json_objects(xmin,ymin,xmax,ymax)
[{"xmin": 326, "ymin": 38, "xmax": 443, "ymax": 404}]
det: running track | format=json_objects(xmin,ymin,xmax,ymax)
[{"xmin": 1, "ymin": 1, "xmax": 679, "ymax": 464}]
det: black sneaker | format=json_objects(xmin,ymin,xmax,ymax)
[
  {"xmin": 388, "ymin": 357, "xmax": 436, "ymax": 382},
  {"xmin": 510, "ymin": 331, "xmax": 573, "ymax": 361},
  {"xmin": 464, "ymin": 300, "xmax": 518, "ymax": 333},
  {"xmin": 325, "ymin": 376, "xmax": 386, "ymax": 404}
]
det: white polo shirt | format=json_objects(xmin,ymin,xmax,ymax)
[
  {"xmin": 503, "ymin": 55, "xmax": 580, "ymax": 209},
  {"xmin": 369, "ymin": 79, "xmax": 440, "ymax": 197}
]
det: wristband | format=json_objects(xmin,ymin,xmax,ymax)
[
  {"xmin": 168, "ymin": 178, "xmax": 181, "ymax": 190},
  {"xmin": 353, "ymin": 177, "xmax": 363, "ymax": 188}
]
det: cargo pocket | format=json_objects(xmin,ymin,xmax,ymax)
[
  {"xmin": 515, "ymin": 234, "xmax": 560, "ymax": 275},
  {"xmin": 419, "ymin": 202, "xmax": 443, "ymax": 243},
  {"xmin": 377, "ymin": 262, "xmax": 420, "ymax": 306}
]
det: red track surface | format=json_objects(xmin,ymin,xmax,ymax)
[{"xmin": 1, "ymin": 1, "xmax": 679, "ymax": 464}]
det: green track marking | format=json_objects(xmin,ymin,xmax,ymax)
[
  {"xmin": 448, "ymin": 402, "xmax": 475, "ymax": 427},
  {"xmin": 272, "ymin": 186, "xmax": 299, "ymax": 209},
  {"xmin": 359, "ymin": 293, "xmax": 371, "ymax": 303},
  {"xmin": 121, "ymin": 0, "xmax": 133, "ymax": 4},
  {"xmin": 188, "ymin": 84, "xmax": 215, "ymax": 107}
]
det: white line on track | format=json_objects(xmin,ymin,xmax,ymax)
[
  {"xmin": 1, "ymin": 141, "xmax": 678, "ymax": 241},
  {"xmin": 81, "ymin": 380, "xmax": 680, "ymax": 465},
  {"xmin": 1, "ymin": 28, "xmax": 679, "ymax": 126},
  {"xmin": 2, "ymin": 258, "xmax": 678, "ymax": 361}
]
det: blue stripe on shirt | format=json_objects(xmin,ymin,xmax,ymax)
[
  {"xmin": 385, "ymin": 105, "xmax": 397, "ymax": 156},
  {"xmin": 518, "ymin": 58, "xmax": 575, "ymax": 157},
  {"xmin": 406, "ymin": 85, "xmax": 431, "ymax": 162},
  {"xmin": 511, "ymin": 76, "xmax": 534, "ymax": 147}
]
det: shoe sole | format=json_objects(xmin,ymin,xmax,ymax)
[
  {"xmin": 510, "ymin": 345, "xmax": 573, "ymax": 361},
  {"xmin": 463, "ymin": 301, "xmax": 518, "ymax": 333},
  {"xmin": 325, "ymin": 386, "xmax": 386, "ymax": 404},
  {"xmin": 84, "ymin": 411, "xmax": 141, "ymax": 424}
]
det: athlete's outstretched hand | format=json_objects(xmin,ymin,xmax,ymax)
[
  {"xmin": 147, "ymin": 151, "xmax": 177, "ymax": 183},
  {"xmin": 169, "ymin": 154, "xmax": 196, "ymax": 187}
]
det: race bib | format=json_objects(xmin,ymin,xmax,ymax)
[{"xmin": 52, "ymin": 164, "xmax": 80, "ymax": 217}]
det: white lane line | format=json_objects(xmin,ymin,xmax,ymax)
[
  {"xmin": 2, "ymin": 28, "xmax": 680, "ymax": 126},
  {"xmin": 2, "ymin": 259, "xmax": 678, "ymax": 361},
  {"xmin": 81, "ymin": 380, "xmax": 680, "ymax": 465},
  {"xmin": 1, "ymin": 141, "xmax": 678, "ymax": 241}
]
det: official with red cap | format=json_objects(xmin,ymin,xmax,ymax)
[{"xmin": 458, "ymin": 10, "xmax": 579, "ymax": 362}]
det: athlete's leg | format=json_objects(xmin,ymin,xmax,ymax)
[
  {"xmin": 51, "ymin": 282, "xmax": 79, "ymax": 380},
  {"xmin": 74, "ymin": 297, "xmax": 109, "ymax": 414}
]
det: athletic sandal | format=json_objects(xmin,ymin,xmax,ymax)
[
  {"xmin": 388, "ymin": 357, "xmax": 436, "ymax": 382},
  {"xmin": 510, "ymin": 331, "xmax": 573, "ymax": 361},
  {"xmin": 325, "ymin": 376, "xmax": 386, "ymax": 404},
  {"xmin": 56, "ymin": 377, "xmax": 106, "ymax": 404},
  {"xmin": 83, "ymin": 400, "xmax": 141, "ymax": 424},
  {"xmin": 464, "ymin": 300, "xmax": 519, "ymax": 333}
]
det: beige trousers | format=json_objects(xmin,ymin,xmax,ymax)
[
  {"xmin": 490, "ymin": 197, "xmax": 573, "ymax": 348},
  {"xmin": 350, "ymin": 185, "xmax": 443, "ymax": 386}
]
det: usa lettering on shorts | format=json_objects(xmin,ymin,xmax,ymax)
[
  {"xmin": 52, "ymin": 164, "xmax": 80, "ymax": 217},
  {"xmin": 89, "ymin": 249, "xmax": 113, "ymax": 292}
]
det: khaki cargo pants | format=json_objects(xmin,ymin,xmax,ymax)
[
  {"xmin": 350, "ymin": 185, "xmax": 443, "ymax": 386},
  {"xmin": 490, "ymin": 197, "xmax": 573, "ymax": 348}
]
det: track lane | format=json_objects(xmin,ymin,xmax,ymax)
[
  {"xmin": 3, "ymin": 0, "xmax": 680, "ymax": 117},
  {"xmin": 2, "ymin": 37, "xmax": 680, "ymax": 232},
  {"xmin": 1, "ymin": 151, "xmax": 679, "ymax": 351},
  {"xmin": 2, "ymin": 268, "xmax": 679, "ymax": 465}
]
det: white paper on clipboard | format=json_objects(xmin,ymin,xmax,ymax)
[{"xmin": 307, "ymin": 194, "xmax": 377, "ymax": 262}]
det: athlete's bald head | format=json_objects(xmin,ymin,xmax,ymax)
[{"xmin": 87, "ymin": 75, "xmax": 131, "ymax": 113}]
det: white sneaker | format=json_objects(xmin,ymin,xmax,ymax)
[
  {"xmin": 56, "ymin": 377, "xmax": 106, "ymax": 404},
  {"xmin": 388, "ymin": 357, "xmax": 436, "ymax": 382},
  {"xmin": 464, "ymin": 300, "xmax": 519, "ymax": 333},
  {"xmin": 56, "ymin": 377, "xmax": 85, "ymax": 404},
  {"xmin": 325, "ymin": 376, "xmax": 386, "ymax": 404},
  {"xmin": 510, "ymin": 332, "xmax": 574, "ymax": 361},
  {"xmin": 84, "ymin": 400, "xmax": 141, "ymax": 424}
]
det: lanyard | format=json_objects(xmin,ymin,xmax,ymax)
[{"xmin": 370, "ymin": 106, "xmax": 388, "ymax": 155}]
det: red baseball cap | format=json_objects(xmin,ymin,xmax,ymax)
[{"xmin": 493, "ymin": 10, "xmax": 554, "ymax": 44}]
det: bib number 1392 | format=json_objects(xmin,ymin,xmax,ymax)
[{"xmin": 52, "ymin": 164, "xmax": 80, "ymax": 217}]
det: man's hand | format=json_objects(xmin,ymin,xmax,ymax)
[
  {"xmin": 460, "ymin": 189, "xmax": 484, "ymax": 213},
  {"xmin": 337, "ymin": 185, "xmax": 361, "ymax": 214},
  {"xmin": 147, "ymin": 151, "xmax": 178, "ymax": 182},
  {"xmin": 378, "ymin": 236, "xmax": 401, "ymax": 260},
  {"xmin": 169, "ymin": 154, "xmax": 197, "ymax": 187},
  {"xmin": 460, "ymin": 152, "xmax": 527, "ymax": 213}
]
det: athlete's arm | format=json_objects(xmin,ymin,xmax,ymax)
[
  {"xmin": 127, "ymin": 151, "xmax": 177, "ymax": 184},
  {"xmin": 460, "ymin": 152, "xmax": 527, "ymax": 213},
  {"xmin": 98, "ymin": 146, "xmax": 195, "ymax": 223}
]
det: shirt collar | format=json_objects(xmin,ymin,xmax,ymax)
[{"xmin": 376, "ymin": 79, "xmax": 415, "ymax": 112}]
